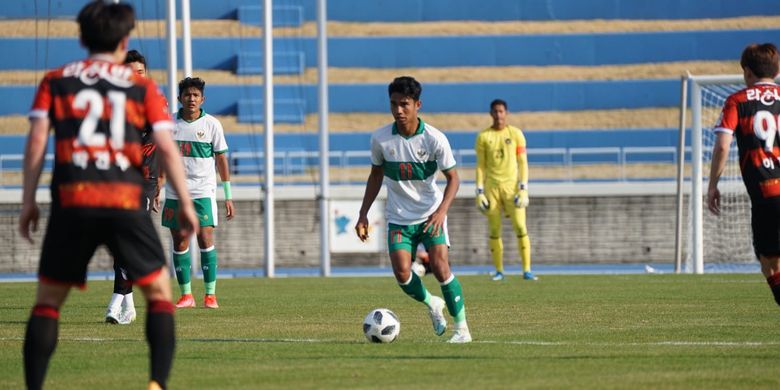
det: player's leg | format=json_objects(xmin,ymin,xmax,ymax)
[
  {"xmin": 163, "ymin": 198, "xmax": 195, "ymax": 307},
  {"xmin": 138, "ymin": 270, "xmax": 176, "ymax": 390},
  {"xmin": 106, "ymin": 213, "xmax": 175, "ymax": 389},
  {"xmin": 485, "ymin": 185, "xmax": 505, "ymax": 280},
  {"xmin": 424, "ymin": 222, "xmax": 471, "ymax": 343},
  {"xmin": 105, "ymin": 264, "xmax": 127, "ymax": 323},
  {"xmin": 389, "ymin": 224, "xmax": 447, "ymax": 336},
  {"xmin": 195, "ymin": 197, "xmax": 219, "ymax": 308},
  {"xmin": 197, "ymin": 226, "xmax": 218, "ymax": 308},
  {"xmin": 751, "ymin": 205, "xmax": 780, "ymax": 307},
  {"xmin": 24, "ymin": 282, "xmax": 70, "ymax": 390},
  {"xmin": 509, "ymin": 205, "xmax": 536, "ymax": 281}
]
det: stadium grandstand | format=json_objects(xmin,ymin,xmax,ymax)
[{"xmin": 0, "ymin": 0, "xmax": 778, "ymax": 276}]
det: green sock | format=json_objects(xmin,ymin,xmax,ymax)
[
  {"xmin": 173, "ymin": 249, "xmax": 192, "ymax": 295},
  {"xmin": 399, "ymin": 272, "xmax": 431, "ymax": 305},
  {"xmin": 201, "ymin": 247, "xmax": 218, "ymax": 295},
  {"xmin": 441, "ymin": 275, "xmax": 466, "ymax": 323}
]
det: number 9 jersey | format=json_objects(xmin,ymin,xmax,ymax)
[
  {"xmin": 715, "ymin": 81, "xmax": 780, "ymax": 204},
  {"xmin": 29, "ymin": 57, "xmax": 173, "ymax": 213}
]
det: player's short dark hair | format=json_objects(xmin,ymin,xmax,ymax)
[
  {"xmin": 178, "ymin": 77, "xmax": 206, "ymax": 96},
  {"xmin": 77, "ymin": 1, "xmax": 135, "ymax": 53},
  {"xmin": 388, "ymin": 76, "xmax": 422, "ymax": 100},
  {"xmin": 124, "ymin": 49, "xmax": 146, "ymax": 67},
  {"xmin": 490, "ymin": 99, "xmax": 507, "ymax": 111},
  {"xmin": 741, "ymin": 43, "xmax": 780, "ymax": 79}
]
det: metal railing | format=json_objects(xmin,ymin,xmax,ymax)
[{"xmin": 0, "ymin": 146, "xmax": 683, "ymax": 186}]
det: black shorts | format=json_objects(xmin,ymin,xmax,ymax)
[
  {"xmin": 751, "ymin": 202, "xmax": 780, "ymax": 259},
  {"xmin": 39, "ymin": 210, "xmax": 166, "ymax": 287}
]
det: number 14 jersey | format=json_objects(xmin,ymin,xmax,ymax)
[{"xmin": 716, "ymin": 82, "xmax": 780, "ymax": 204}]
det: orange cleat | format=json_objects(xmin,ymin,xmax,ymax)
[
  {"xmin": 204, "ymin": 294, "xmax": 219, "ymax": 309},
  {"xmin": 175, "ymin": 294, "xmax": 196, "ymax": 308}
]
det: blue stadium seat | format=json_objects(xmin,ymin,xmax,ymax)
[
  {"xmin": 237, "ymin": 5, "xmax": 304, "ymax": 28},
  {"xmin": 237, "ymin": 99, "xmax": 306, "ymax": 124},
  {"xmin": 236, "ymin": 51, "xmax": 305, "ymax": 75}
]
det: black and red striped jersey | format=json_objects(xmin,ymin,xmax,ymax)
[
  {"xmin": 715, "ymin": 82, "xmax": 780, "ymax": 204},
  {"xmin": 29, "ymin": 57, "xmax": 173, "ymax": 212}
]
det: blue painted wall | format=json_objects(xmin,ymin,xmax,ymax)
[
  {"xmin": 3, "ymin": 0, "xmax": 777, "ymax": 21},
  {"xmin": 3, "ymin": 29, "xmax": 778, "ymax": 71},
  {"xmin": 0, "ymin": 79, "xmax": 682, "ymax": 116}
]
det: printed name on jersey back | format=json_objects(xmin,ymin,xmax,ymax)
[
  {"xmin": 62, "ymin": 60, "xmax": 134, "ymax": 88},
  {"xmin": 745, "ymin": 85, "xmax": 780, "ymax": 106}
]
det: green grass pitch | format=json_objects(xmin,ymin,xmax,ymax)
[{"xmin": 0, "ymin": 274, "xmax": 779, "ymax": 389}]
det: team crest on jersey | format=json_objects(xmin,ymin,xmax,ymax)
[
  {"xmin": 416, "ymin": 149, "xmax": 428, "ymax": 159},
  {"xmin": 196, "ymin": 130, "xmax": 206, "ymax": 140},
  {"xmin": 505, "ymin": 138, "xmax": 512, "ymax": 144}
]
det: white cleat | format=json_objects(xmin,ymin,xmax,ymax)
[
  {"xmin": 105, "ymin": 306, "xmax": 121, "ymax": 324},
  {"xmin": 118, "ymin": 307, "xmax": 136, "ymax": 325},
  {"xmin": 427, "ymin": 296, "xmax": 448, "ymax": 336},
  {"xmin": 447, "ymin": 327, "xmax": 472, "ymax": 344}
]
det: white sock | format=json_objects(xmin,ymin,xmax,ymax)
[
  {"xmin": 455, "ymin": 321, "xmax": 469, "ymax": 331},
  {"xmin": 122, "ymin": 292, "xmax": 135, "ymax": 311},
  {"xmin": 108, "ymin": 293, "xmax": 124, "ymax": 311}
]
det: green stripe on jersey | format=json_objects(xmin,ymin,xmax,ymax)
[
  {"xmin": 178, "ymin": 140, "xmax": 213, "ymax": 158},
  {"xmin": 383, "ymin": 160, "xmax": 438, "ymax": 181}
]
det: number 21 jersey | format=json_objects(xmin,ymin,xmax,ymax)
[{"xmin": 29, "ymin": 57, "xmax": 173, "ymax": 213}]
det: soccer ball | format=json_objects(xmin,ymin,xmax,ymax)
[{"xmin": 362, "ymin": 308, "xmax": 400, "ymax": 343}]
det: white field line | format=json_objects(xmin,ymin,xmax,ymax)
[{"xmin": 0, "ymin": 336, "xmax": 776, "ymax": 347}]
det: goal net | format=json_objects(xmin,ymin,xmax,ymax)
[{"xmin": 686, "ymin": 75, "xmax": 755, "ymax": 273}]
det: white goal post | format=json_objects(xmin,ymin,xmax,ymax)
[{"xmin": 682, "ymin": 74, "xmax": 758, "ymax": 274}]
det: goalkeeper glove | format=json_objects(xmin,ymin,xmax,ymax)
[
  {"xmin": 476, "ymin": 188, "xmax": 489, "ymax": 214},
  {"xmin": 514, "ymin": 183, "xmax": 529, "ymax": 208}
]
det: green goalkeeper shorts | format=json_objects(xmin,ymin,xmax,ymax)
[
  {"xmin": 387, "ymin": 221, "xmax": 449, "ymax": 254},
  {"xmin": 162, "ymin": 197, "xmax": 217, "ymax": 229}
]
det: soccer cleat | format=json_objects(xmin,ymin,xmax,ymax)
[
  {"xmin": 204, "ymin": 294, "xmax": 219, "ymax": 309},
  {"xmin": 427, "ymin": 296, "xmax": 447, "ymax": 336},
  {"xmin": 491, "ymin": 272, "xmax": 504, "ymax": 281},
  {"xmin": 175, "ymin": 294, "xmax": 196, "ymax": 308},
  {"xmin": 105, "ymin": 306, "xmax": 121, "ymax": 324},
  {"xmin": 447, "ymin": 327, "xmax": 473, "ymax": 344},
  {"xmin": 118, "ymin": 308, "xmax": 137, "ymax": 325},
  {"xmin": 523, "ymin": 271, "xmax": 539, "ymax": 281},
  {"xmin": 411, "ymin": 260, "xmax": 426, "ymax": 278},
  {"xmin": 147, "ymin": 380, "xmax": 163, "ymax": 390}
]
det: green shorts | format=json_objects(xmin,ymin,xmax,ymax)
[
  {"xmin": 162, "ymin": 197, "xmax": 217, "ymax": 229},
  {"xmin": 387, "ymin": 221, "xmax": 449, "ymax": 254}
]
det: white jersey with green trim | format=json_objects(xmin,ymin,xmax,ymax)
[
  {"xmin": 166, "ymin": 110, "xmax": 228, "ymax": 199},
  {"xmin": 370, "ymin": 119, "xmax": 456, "ymax": 225}
]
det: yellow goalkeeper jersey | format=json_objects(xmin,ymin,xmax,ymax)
[{"xmin": 475, "ymin": 125, "xmax": 527, "ymax": 186}]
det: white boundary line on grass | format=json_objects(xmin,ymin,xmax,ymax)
[{"xmin": 0, "ymin": 336, "xmax": 777, "ymax": 347}]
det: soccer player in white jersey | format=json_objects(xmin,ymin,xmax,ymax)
[
  {"xmin": 162, "ymin": 77, "xmax": 235, "ymax": 309},
  {"xmin": 355, "ymin": 76, "xmax": 472, "ymax": 343}
]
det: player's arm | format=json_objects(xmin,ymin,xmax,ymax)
[
  {"xmin": 19, "ymin": 117, "xmax": 49, "ymax": 243},
  {"xmin": 474, "ymin": 133, "xmax": 489, "ymax": 213},
  {"xmin": 515, "ymin": 129, "xmax": 529, "ymax": 208},
  {"xmin": 707, "ymin": 132, "xmax": 733, "ymax": 216},
  {"xmin": 356, "ymin": 164, "xmax": 383, "ymax": 241},
  {"xmin": 424, "ymin": 167, "xmax": 460, "ymax": 236},
  {"xmin": 215, "ymin": 152, "xmax": 234, "ymax": 221}
]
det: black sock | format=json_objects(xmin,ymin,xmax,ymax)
[
  {"xmin": 23, "ymin": 305, "xmax": 60, "ymax": 390},
  {"xmin": 146, "ymin": 300, "xmax": 175, "ymax": 388},
  {"xmin": 767, "ymin": 273, "xmax": 780, "ymax": 307},
  {"xmin": 113, "ymin": 266, "xmax": 132, "ymax": 295}
]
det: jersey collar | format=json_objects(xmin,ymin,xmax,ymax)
[
  {"xmin": 392, "ymin": 118, "xmax": 425, "ymax": 139},
  {"xmin": 176, "ymin": 108, "xmax": 206, "ymax": 123}
]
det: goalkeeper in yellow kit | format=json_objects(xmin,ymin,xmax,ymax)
[{"xmin": 475, "ymin": 99, "xmax": 537, "ymax": 281}]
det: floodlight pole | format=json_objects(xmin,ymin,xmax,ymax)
[
  {"xmin": 181, "ymin": 0, "xmax": 193, "ymax": 77},
  {"xmin": 317, "ymin": 0, "xmax": 331, "ymax": 276},
  {"xmin": 263, "ymin": 0, "xmax": 276, "ymax": 278}
]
